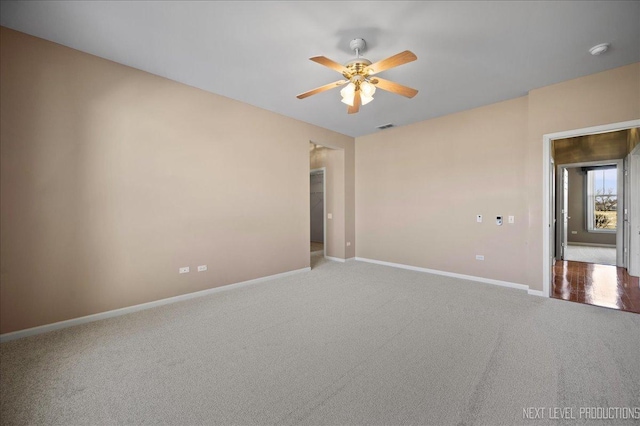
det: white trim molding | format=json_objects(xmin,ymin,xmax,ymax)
[
  {"xmin": 355, "ymin": 257, "xmax": 534, "ymax": 293},
  {"xmin": 0, "ymin": 267, "xmax": 311, "ymax": 343},
  {"xmin": 325, "ymin": 256, "xmax": 346, "ymax": 263}
]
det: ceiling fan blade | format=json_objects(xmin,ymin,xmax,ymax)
[
  {"xmin": 372, "ymin": 77, "xmax": 418, "ymax": 98},
  {"xmin": 348, "ymin": 90, "xmax": 361, "ymax": 114},
  {"xmin": 297, "ymin": 80, "xmax": 348, "ymax": 99},
  {"xmin": 310, "ymin": 56, "xmax": 349, "ymax": 74},
  {"xmin": 365, "ymin": 50, "xmax": 417, "ymax": 75}
]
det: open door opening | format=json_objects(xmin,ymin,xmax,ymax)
[
  {"xmin": 309, "ymin": 141, "xmax": 346, "ymax": 265},
  {"xmin": 545, "ymin": 124, "xmax": 640, "ymax": 313},
  {"xmin": 556, "ymin": 162, "xmax": 621, "ymax": 266},
  {"xmin": 310, "ymin": 169, "xmax": 325, "ymax": 258}
]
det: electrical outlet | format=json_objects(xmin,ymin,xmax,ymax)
[
  {"xmin": 197, "ymin": 265, "xmax": 207, "ymax": 272},
  {"xmin": 179, "ymin": 267, "xmax": 190, "ymax": 274},
  {"xmin": 346, "ymin": 242, "xmax": 351, "ymax": 247},
  {"xmin": 475, "ymin": 255, "xmax": 484, "ymax": 261},
  {"xmin": 571, "ymin": 231, "xmax": 577, "ymax": 234},
  {"xmin": 327, "ymin": 213, "xmax": 332, "ymax": 219},
  {"xmin": 508, "ymin": 216, "xmax": 515, "ymax": 224}
]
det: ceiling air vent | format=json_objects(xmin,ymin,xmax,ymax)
[{"xmin": 376, "ymin": 123, "xmax": 394, "ymax": 130}]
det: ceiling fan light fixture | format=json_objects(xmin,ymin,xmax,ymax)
[
  {"xmin": 340, "ymin": 82, "xmax": 356, "ymax": 106},
  {"xmin": 360, "ymin": 93, "xmax": 374, "ymax": 105},
  {"xmin": 360, "ymin": 81, "xmax": 376, "ymax": 98},
  {"xmin": 340, "ymin": 82, "xmax": 355, "ymax": 98},
  {"xmin": 341, "ymin": 96, "xmax": 354, "ymax": 107},
  {"xmin": 359, "ymin": 81, "xmax": 376, "ymax": 105}
]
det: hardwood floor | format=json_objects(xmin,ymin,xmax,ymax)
[
  {"xmin": 552, "ymin": 260, "xmax": 640, "ymax": 314},
  {"xmin": 311, "ymin": 241, "xmax": 324, "ymax": 253}
]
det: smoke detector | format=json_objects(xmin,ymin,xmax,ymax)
[{"xmin": 589, "ymin": 43, "xmax": 610, "ymax": 56}]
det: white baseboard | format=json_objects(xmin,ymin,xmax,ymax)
[
  {"xmin": 0, "ymin": 266, "xmax": 311, "ymax": 343},
  {"xmin": 325, "ymin": 256, "xmax": 346, "ymax": 263},
  {"xmin": 528, "ymin": 289, "xmax": 546, "ymax": 297},
  {"xmin": 354, "ymin": 257, "xmax": 536, "ymax": 293},
  {"xmin": 567, "ymin": 242, "xmax": 616, "ymax": 248}
]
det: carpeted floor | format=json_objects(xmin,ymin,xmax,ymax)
[
  {"xmin": 1, "ymin": 253, "xmax": 639, "ymax": 425},
  {"xmin": 564, "ymin": 244, "xmax": 616, "ymax": 265}
]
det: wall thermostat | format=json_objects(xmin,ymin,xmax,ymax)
[{"xmin": 496, "ymin": 216, "xmax": 503, "ymax": 226}]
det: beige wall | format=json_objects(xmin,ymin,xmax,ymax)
[
  {"xmin": 525, "ymin": 63, "xmax": 639, "ymax": 290},
  {"xmin": 0, "ymin": 27, "xmax": 354, "ymax": 334},
  {"xmin": 310, "ymin": 146, "xmax": 346, "ymax": 258},
  {"xmin": 357, "ymin": 63, "xmax": 639, "ymax": 291},
  {"xmin": 356, "ymin": 97, "xmax": 529, "ymax": 284},
  {"xmin": 566, "ymin": 168, "xmax": 616, "ymax": 246}
]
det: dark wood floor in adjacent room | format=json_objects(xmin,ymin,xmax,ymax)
[{"xmin": 552, "ymin": 260, "xmax": 640, "ymax": 314}]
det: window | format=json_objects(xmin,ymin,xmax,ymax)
[{"xmin": 586, "ymin": 167, "xmax": 617, "ymax": 232}]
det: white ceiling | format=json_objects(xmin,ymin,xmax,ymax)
[{"xmin": 1, "ymin": 1, "xmax": 638, "ymax": 137}]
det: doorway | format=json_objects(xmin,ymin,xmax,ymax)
[
  {"xmin": 310, "ymin": 168, "xmax": 325, "ymax": 257},
  {"xmin": 309, "ymin": 141, "xmax": 346, "ymax": 263},
  {"xmin": 556, "ymin": 160, "xmax": 622, "ymax": 266},
  {"xmin": 543, "ymin": 120, "xmax": 640, "ymax": 313}
]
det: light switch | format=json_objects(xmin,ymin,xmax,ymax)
[
  {"xmin": 477, "ymin": 215, "xmax": 482, "ymax": 223},
  {"xmin": 508, "ymin": 216, "xmax": 515, "ymax": 224},
  {"xmin": 328, "ymin": 213, "xmax": 332, "ymax": 219}
]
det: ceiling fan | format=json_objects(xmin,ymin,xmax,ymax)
[{"xmin": 297, "ymin": 38, "xmax": 418, "ymax": 114}]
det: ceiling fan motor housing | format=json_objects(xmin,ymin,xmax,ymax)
[
  {"xmin": 344, "ymin": 58, "xmax": 372, "ymax": 80},
  {"xmin": 349, "ymin": 38, "xmax": 366, "ymax": 53},
  {"xmin": 344, "ymin": 38, "xmax": 372, "ymax": 80}
]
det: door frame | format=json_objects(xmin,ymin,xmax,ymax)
[
  {"xmin": 310, "ymin": 167, "xmax": 327, "ymax": 258},
  {"xmin": 542, "ymin": 119, "xmax": 640, "ymax": 297},
  {"xmin": 555, "ymin": 160, "xmax": 624, "ymax": 266},
  {"xmin": 628, "ymin": 143, "xmax": 640, "ymax": 277}
]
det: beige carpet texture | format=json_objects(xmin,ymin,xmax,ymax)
[{"xmin": 1, "ymin": 254, "xmax": 639, "ymax": 425}]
